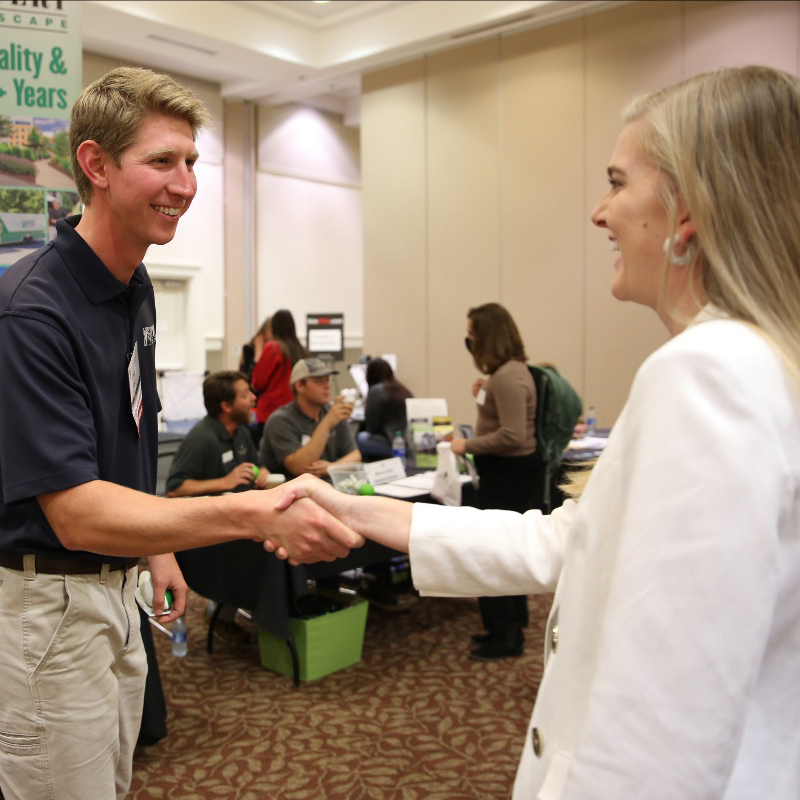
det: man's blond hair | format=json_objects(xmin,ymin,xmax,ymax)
[{"xmin": 69, "ymin": 67, "xmax": 212, "ymax": 203}]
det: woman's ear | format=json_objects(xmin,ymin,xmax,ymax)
[
  {"xmin": 75, "ymin": 140, "xmax": 109, "ymax": 193},
  {"xmin": 675, "ymin": 198, "xmax": 696, "ymax": 247}
]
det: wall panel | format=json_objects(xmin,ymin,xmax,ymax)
[
  {"xmin": 425, "ymin": 39, "xmax": 503, "ymax": 424},
  {"xmin": 500, "ymin": 19, "xmax": 586, "ymax": 400},
  {"xmin": 361, "ymin": 61, "xmax": 428, "ymax": 396}
]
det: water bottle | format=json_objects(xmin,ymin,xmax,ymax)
[
  {"xmin": 391, "ymin": 431, "xmax": 406, "ymax": 462},
  {"xmin": 586, "ymin": 406, "xmax": 597, "ymax": 436},
  {"xmin": 171, "ymin": 616, "xmax": 188, "ymax": 657}
]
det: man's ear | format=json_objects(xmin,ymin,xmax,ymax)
[
  {"xmin": 219, "ymin": 400, "xmax": 233, "ymax": 416},
  {"xmin": 75, "ymin": 140, "xmax": 110, "ymax": 192}
]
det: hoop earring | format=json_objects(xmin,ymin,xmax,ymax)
[{"xmin": 663, "ymin": 234, "xmax": 696, "ymax": 266}]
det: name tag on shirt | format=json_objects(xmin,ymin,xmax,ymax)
[
  {"xmin": 221, "ymin": 450, "xmax": 234, "ymax": 464},
  {"xmin": 128, "ymin": 342, "xmax": 143, "ymax": 435},
  {"xmin": 476, "ymin": 388, "xmax": 486, "ymax": 406},
  {"xmin": 301, "ymin": 434, "xmax": 311, "ymax": 446}
]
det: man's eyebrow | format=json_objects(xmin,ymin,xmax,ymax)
[{"xmin": 143, "ymin": 148, "xmax": 199, "ymax": 160}]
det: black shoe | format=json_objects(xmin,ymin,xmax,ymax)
[
  {"xmin": 471, "ymin": 632, "xmax": 492, "ymax": 644},
  {"xmin": 469, "ymin": 632, "xmax": 524, "ymax": 661}
]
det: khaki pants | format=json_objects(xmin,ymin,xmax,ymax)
[{"xmin": 0, "ymin": 562, "xmax": 147, "ymax": 800}]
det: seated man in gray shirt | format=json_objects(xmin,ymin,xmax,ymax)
[{"xmin": 260, "ymin": 358, "xmax": 360, "ymax": 479}]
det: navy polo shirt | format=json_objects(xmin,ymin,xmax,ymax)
[{"xmin": 0, "ymin": 216, "xmax": 160, "ymax": 563}]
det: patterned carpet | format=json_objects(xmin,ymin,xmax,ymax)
[{"xmin": 130, "ymin": 589, "xmax": 553, "ymax": 800}]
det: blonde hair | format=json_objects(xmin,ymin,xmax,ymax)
[
  {"xmin": 624, "ymin": 65, "xmax": 800, "ymax": 391},
  {"xmin": 565, "ymin": 66, "xmax": 800, "ymax": 503},
  {"xmin": 69, "ymin": 67, "xmax": 212, "ymax": 203}
]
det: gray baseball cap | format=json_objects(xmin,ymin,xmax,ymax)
[{"xmin": 290, "ymin": 357, "xmax": 339, "ymax": 385}]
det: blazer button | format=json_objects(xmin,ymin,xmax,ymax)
[
  {"xmin": 551, "ymin": 624, "xmax": 559, "ymax": 653},
  {"xmin": 531, "ymin": 727, "xmax": 543, "ymax": 757}
]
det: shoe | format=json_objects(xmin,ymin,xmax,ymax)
[
  {"xmin": 471, "ymin": 632, "xmax": 492, "ymax": 644},
  {"xmin": 203, "ymin": 608, "xmax": 252, "ymax": 644},
  {"xmin": 469, "ymin": 632, "xmax": 524, "ymax": 661}
]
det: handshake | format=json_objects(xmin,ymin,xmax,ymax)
[{"xmin": 260, "ymin": 474, "xmax": 410, "ymax": 565}]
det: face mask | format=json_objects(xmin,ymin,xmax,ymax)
[{"xmin": 464, "ymin": 337, "xmax": 473, "ymax": 354}]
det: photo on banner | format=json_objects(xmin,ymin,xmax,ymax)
[{"xmin": 0, "ymin": 0, "xmax": 82, "ymax": 274}]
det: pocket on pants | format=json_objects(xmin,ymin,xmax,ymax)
[
  {"xmin": 0, "ymin": 728, "xmax": 41, "ymax": 755},
  {"xmin": 23, "ymin": 573, "xmax": 73, "ymax": 678}
]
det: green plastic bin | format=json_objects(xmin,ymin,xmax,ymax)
[{"xmin": 257, "ymin": 594, "xmax": 368, "ymax": 681}]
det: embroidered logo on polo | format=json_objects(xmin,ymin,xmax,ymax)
[{"xmin": 142, "ymin": 325, "xmax": 156, "ymax": 346}]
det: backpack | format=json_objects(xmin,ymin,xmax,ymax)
[{"xmin": 528, "ymin": 364, "xmax": 583, "ymax": 511}]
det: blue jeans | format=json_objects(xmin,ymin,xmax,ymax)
[{"xmin": 356, "ymin": 431, "xmax": 393, "ymax": 461}]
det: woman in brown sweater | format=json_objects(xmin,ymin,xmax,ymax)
[{"xmin": 451, "ymin": 302, "xmax": 545, "ymax": 660}]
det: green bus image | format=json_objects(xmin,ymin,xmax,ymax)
[{"xmin": 0, "ymin": 211, "xmax": 47, "ymax": 246}]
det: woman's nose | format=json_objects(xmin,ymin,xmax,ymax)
[{"xmin": 590, "ymin": 192, "xmax": 609, "ymax": 228}]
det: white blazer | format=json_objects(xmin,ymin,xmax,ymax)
[{"xmin": 410, "ymin": 313, "xmax": 800, "ymax": 799}]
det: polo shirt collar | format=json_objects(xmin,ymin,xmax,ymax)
[
  {"xmin": 52, "ymin": 215, "xmax": 152, "ymax": 304},
  {"xmin": 293, "ymin": 398, "xmax": 329, "ymax": 423},
  {"xmin": 209, "ymin": 416, "xmax": 234, "ymax": 441}
]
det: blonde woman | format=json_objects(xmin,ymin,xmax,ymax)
[{"xmin": 274, "ymin": 66, "xmax": 800, "ymax": 798}]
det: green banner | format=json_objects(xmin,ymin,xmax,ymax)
[
  {"xmin": 0, "ymin": 0, "xmax": 82, "ymax": 270},
  {"xmin": 0, "ymin": 0, "xmax": 82, "ymax": 118}
]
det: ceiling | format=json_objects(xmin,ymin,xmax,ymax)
[{"xmin": 82, "ymin": 0, "xmax": 625, "ymax": 125}]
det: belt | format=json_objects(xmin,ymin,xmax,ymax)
[{"xmin": 0, "ymin": 553, "xmax": 140, "ymax": 575}]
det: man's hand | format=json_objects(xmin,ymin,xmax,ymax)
[
  {"xmin": 263, "ymin": 477, "xmax": 362, "ymax": 564},
  {"xmin": 149, "ymin": 553, "xmax": 188, "ymax": 622},
  {"xmin": 302, "ymin": 459, "xmax": 331, "ymax": 477},
  {"xmin": 224, "ymin": 462, "xmax": 258, "ymax": 491},
  {"xmin": 323, "ymin": 397, "xmax": 353, "ymax": 428},
  {"xmin": 253, "ymin": 466, "xmax": 271, "ymax": 489},
  {"xmin": 270, "ymin": 474, "xmax": 412, "ymax": 558}
]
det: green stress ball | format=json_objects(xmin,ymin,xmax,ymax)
[
  {"xmin": 358, "ymin": 482, "xmax": 375, "ymax": 496},
  {"xmin": 252, "ymin": 465, "xmax": 259, "ymax": 479}
]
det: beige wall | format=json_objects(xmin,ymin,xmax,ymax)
[
  {"xmin": 255, "ymin": 104, "xmax": 363, "ymax": 352},
  {"xmin": 361, "ymin": 0, "xmax": 800, "ymax": 429}
]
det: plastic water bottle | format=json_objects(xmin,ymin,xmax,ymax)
[
  {"xmin": 391, "ymin": 431, "xmax": 406, "ymax": 462},
  {"xmin": 171, "ymin": 616, "xmax": 188, "ymax": 657},
  {"xmin": 586, "ymin": 406, "xmax": 597, "ymax": 436}
]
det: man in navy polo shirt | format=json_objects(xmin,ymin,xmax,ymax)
[{"xmin": 0, "ymin": 67, "xmax": 360, "ymax": 800}]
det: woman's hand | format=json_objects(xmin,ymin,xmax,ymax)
[
  {"xmin": 450, "ymin": 436, "xmax": 467, "ymax": 455},
  {"xmin": 270, "ymin": 473, "xmax": 413, "ymax": 557},
  {"xmin": 471, "ymin": 377, "xmax": 486, "ymax": 398},
  {"xmin": 267, "ymin": 475, "xmax": 355, "ymax": 561}
]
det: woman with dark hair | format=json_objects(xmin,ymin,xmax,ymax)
[
  {"xmin": 239, "ymin": 315, "xmax": 271, "ymax": 385},
  {"xmin": 251, "ymin": 309, "xmax": 309, "ymax": 446},
  {"xmin": 356, "ymin": 358, "xmax": 413, "ymax": 461},
  {"xmin": 450, "ymin": 302, "xmax": 543, "ymax": 660}
]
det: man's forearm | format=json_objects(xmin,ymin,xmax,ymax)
[
  {"xmin": 39, "ymin": 480, "xmax": 264, "ymax": 556},
  {"xmin": 334, "ymin": 449, "xmax": 362, "ymax": 467},
  {"xmin": 37, "ymin": 478, "xmax": 360, "ymax": 562},
  {"xmin": 283, "ymin": 421, "xmax": 333, "ymax": 475},
  {"xmin": 167, "ymin": 477, "xmax": 228, "ymax": 497}
]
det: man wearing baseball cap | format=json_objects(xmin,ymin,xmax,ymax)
[{"xmin": 259, "ymin": 357, "xmax": 361, "ymax": 479}]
